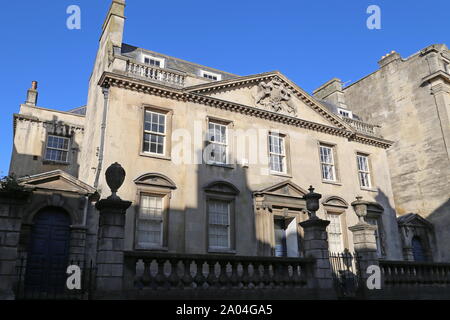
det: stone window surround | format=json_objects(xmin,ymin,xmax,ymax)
[
  {"xmin": 204, "ymin": 182, "xmax": 239, "ymax": 254},
  {"xmin": 205, "ymin": 116, "xmax": 235, "ymax": 169},
  {"xmin": 317, "ymin": 140, "xmax": 341, "ymax": 185},
  {"xmin": 42, "ymin": 133, "xmax": 72, "ymax": 165},
  {"xmin": 139, "ymin": 105, "xmax": 173, "ymax": 161},
  {"xmin": 355, "ymin": 150, "xmax": 376, "ymax": 191},
  {"xmin": 267, "ymin": 129, "xmax": 292, "ymax": 178},
  {"xmin": 133, "ymin": 185, "xmax": 173, "ymax": 252},
  {"xmin": 322, "ymin": 197, "xmax": 349, "ymax": 252}
]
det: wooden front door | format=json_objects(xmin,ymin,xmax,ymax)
[{"xmin": 25, "ymin": 208, "xmax": 71, "ymax": 294}]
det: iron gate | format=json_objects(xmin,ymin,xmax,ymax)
[
  {"xmin": 15, "ymin": 258, "xmax": 96, "ymax": 300},
  {"xmin": 329, "ymin": 252, "xmax": 362, "ymax": 299}
]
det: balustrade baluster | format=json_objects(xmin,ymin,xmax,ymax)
[
  {"xmin": 262, "ymin": 263, "xmax": 272, "ymax": 288},
  {"xmin": 194, "ymin": 260, "xmax": 206, "ymax": 288},
  {"xmin": 241, "ymin": 262, "xmax": 251, "ymax": 289},
  {"xmin": 230, "ymin": 262, "xmax": 240, "ymax": 288},
  {"xmin": 182, "ymin": 259, "xmax": 193, "ymax": 288},
  {"xmin": 168, "ymin": 258, "xmax": 180, "ymax": 288},
  {"xmin": 155, "ymin": 259, "xmax": 167, "ymax": 288},
  {"xmin": 142, "ymin": 258, "xmax": 152, "ymax": 287},
  {"xmin": 218, "ymin": 261, "xmax": 229, "ymax": 288},
  {"xmin": 206, "ymin": 261, "xmax": 218, "ymax": 288}
]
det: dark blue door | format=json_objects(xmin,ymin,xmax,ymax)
[{"xmin": 25, "ymin": 208, "xmax": 71, "ymax": 294}]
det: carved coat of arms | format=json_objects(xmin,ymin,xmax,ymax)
[{"xmin": 254, "ymin": 79, "xmax": 297, "ymax": 116}]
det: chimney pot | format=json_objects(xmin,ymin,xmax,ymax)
[{"xmin": 31, "ymin": 81, "xmax": 38, "ymax": 90}]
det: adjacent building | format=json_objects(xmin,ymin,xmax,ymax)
[{"xmin": 315, "ymin": 45, "xmax": 450, "ymax": 261}]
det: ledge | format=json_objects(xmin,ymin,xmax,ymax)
[{"xmin": 139, "ymin": 152, "xmax": 171, "ymax": 161}]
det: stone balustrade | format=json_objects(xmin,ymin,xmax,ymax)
[
  {"xmin": 123, "ymin": 251, "xmax": 315, "ymax": 291},
  {"xmin": 342, "ymin": 117, "xmax": 379, "ymax": 136},
  {"xmin": 126, "ymin": 61, "xmax": 186, "ymax": 87},
  {"xmin": 380, "ymin": 260, "xmax": 450, "ymax": 287}
]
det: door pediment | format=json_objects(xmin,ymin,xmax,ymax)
[{"xmin": 19, "ymin": 170, "xmax": 96, "ymax": 195}]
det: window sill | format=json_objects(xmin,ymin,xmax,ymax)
[
  {"xmin": 360, "ymin": 187, "xmax": 378, "ymax": 193},
  {"xmin": 206, "ymin": 162, "xmax": 234, "ymax": 169},
  {"xmin": 134, "ymin": 246, "xmax": 168, "ymax": 252},
  {"xmin": 269, "ymin": 171, "xmax": 292, "ymax": 178},
  {"xmin": 208, "ymin": 248, "xmax": 236, "ymax": 255},
  {"xmin": 139, "ymin": 152, "xmax": 171, "ymax": 161},
  {"xmin": 322, "ymin": 180, "xmax": 342, "ymax": 186},
  {"xmin": 43, "ymin": 160, "xmax": 70, "ymax": 166}
]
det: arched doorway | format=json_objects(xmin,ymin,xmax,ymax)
[{"xmin": 25, "ymin": 207, "xmax": 71, "ymax": 294}]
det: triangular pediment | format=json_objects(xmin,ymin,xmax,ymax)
[
  {"xmin": 255, "ymin": 180, "xmax": 308, "ymax": 198},
  {"xmin": 397, "ymin": 213, "xmax": 434, "ymax": 229},
  {"xmin": 187, "ymin": 72, "xmax": 352, "ymax": 131},
  {"xmin": 18, "ymin": 170, "xmax": 96, "ymax": 195}
]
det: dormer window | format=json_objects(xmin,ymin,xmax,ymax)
[
  {"xmin": 337, "ymin": 108, "xmax": 353, "ymax": 119},
  {"xmin": 142, "ymin": 55, "xmax": 165, "ymax": 68},
  {"xmin": 201, "ymin": 70, "xmax": 221, "ymax": 81}
]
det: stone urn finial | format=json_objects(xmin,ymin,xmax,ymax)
[
  {"xmin": 352, "ymin": 196, "xmax": 368, "ymax": 224},
  {"xmin": 304, "ymin": 185, "xmax": 322, "ymax": 220},
  {"xmin": 105, "ymin": 162, "xmax": 126, "ymax": 200}
]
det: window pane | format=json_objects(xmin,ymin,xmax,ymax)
[
  {"xmin": 138, "ymin": 195, "xmax": 163, "ymax": 247},
  {"xmin": 208, "ymin": 200, "xmax": 230, "ymax": 249},
  {"xmin": 326, "ymin": 213, "xmax": 343, "ymax": 253}
]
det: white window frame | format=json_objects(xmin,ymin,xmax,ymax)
[
  {"xmin": 200, "ymin": 70, "xmax": 222, "ymax": 81},
  {"xmin": 208, "ymin": 200, "xmax": 231, "ymax": 250},
  {"xmin": 337, "ymin": 108, "xmax": 353, "ymax": 119},
  {"xmin": 143, "ymin": 110, "xmax": 167, "ymax": 156},
  {"xmin": 44, "ymin": 135, "xmax": 70, "ymax": 163},
  {"xmin": 325, "ymin": 212, "xmax": 344, "ymax": 253},
  {"xmin": 268, "ymin": 133, "xmax": 287, "ymax": 174},
  {"xmin": 207, "ymin": 120, "xmax": 229, "ymax": 165},
  {"xmin": 142, "ymin": 54, "xmax": 165, "ymax": 68},
  {"xmin": 357, "ymin": 154, "xmax": 372, "ymax": 188},
  {"xmin": 319, "ymin": 144, "xmax": 336, "ymax": 182},
  {"xmin": 137, "ymin": 194, "xmax": 164, "ymax": 248}
]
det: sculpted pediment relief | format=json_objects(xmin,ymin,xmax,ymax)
[
  {"xmin": 188, "ymin": 74, "xmax": 345, "ymax": 128},
  {"xmin": 254, "ymin": 79, "xmax": 297, "ymax": 116}
]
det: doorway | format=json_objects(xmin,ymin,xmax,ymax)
[{"xmin": 24, "ymin": 207, "xmax": 71, "ymax": 294}]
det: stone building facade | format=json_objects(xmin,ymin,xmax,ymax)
[
  {"xmin": 4, "ymin": 0, "xmax": 440, "ymax": 299},
  {"xmin": 315, "ymin": 45, "xmax": 450, "ymax": 262}
]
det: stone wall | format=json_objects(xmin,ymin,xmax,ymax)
[{"xmin": 341, "ymin": 45, "xmax": 450, "ymax": 261}]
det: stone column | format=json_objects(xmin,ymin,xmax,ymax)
[
  {"xmin": 95, "ymin": 198, "xmax": 131, "ymax": 294},
  {"xmin": 349, "ymin": 223, "xmax": 379, "ymax": 272},
  {"xmin": 94, "ymin": 163, "xmax": 131, "ymax": 297},
  {"xmin": 349, "ymin": 197, "xmax": 380, "ymax": 296},
  {"xmin": 0, "ymin": 191, "xmax": 30, "ymax": 300},
  {"xmin": 300, "ymin": 218, "xmax": 334, "ymax": 292}
]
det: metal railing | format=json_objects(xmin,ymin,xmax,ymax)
[
  {"xmin": 15, "ymin": 257, "xmax": 96, "ymax": 300},
  {"xmin": 329, "ymin": 252, "xmax": 362, "ymax": 298},
  {"xmin": 124, "ymin": 251, "xmax": 315, "ymax": 291},
  {"xmin": 126, "ymin": 61, "xmax": 186, "ymax": 87}
]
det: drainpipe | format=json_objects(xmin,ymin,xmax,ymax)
[
  {"xmin": 94, "ymin": 86, "xmax": 110, "ymax": 189},
  {"xmin": 82, "ymin": 195, "xmax": 89, "ymax": 226}
]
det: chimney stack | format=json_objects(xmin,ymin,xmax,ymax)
[{"xmin": 26, "ymin": 81, "xmax": 38, "ymax": 106}]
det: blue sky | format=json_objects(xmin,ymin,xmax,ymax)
[{"xmin": 0, "ymin": 0, "xmax": 449, "ymax": 176}]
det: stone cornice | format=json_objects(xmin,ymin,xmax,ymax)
[
  {"xmin": 13, "ymin": 113, "xmax": 84, "ymax": 137},
  {"xmin": 98, "ymin": 72, "xmax": 392, "ymax": 149},
  {"xmin": 421, "ymin": 70, "xmax": 450, "ymax": 85}
]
